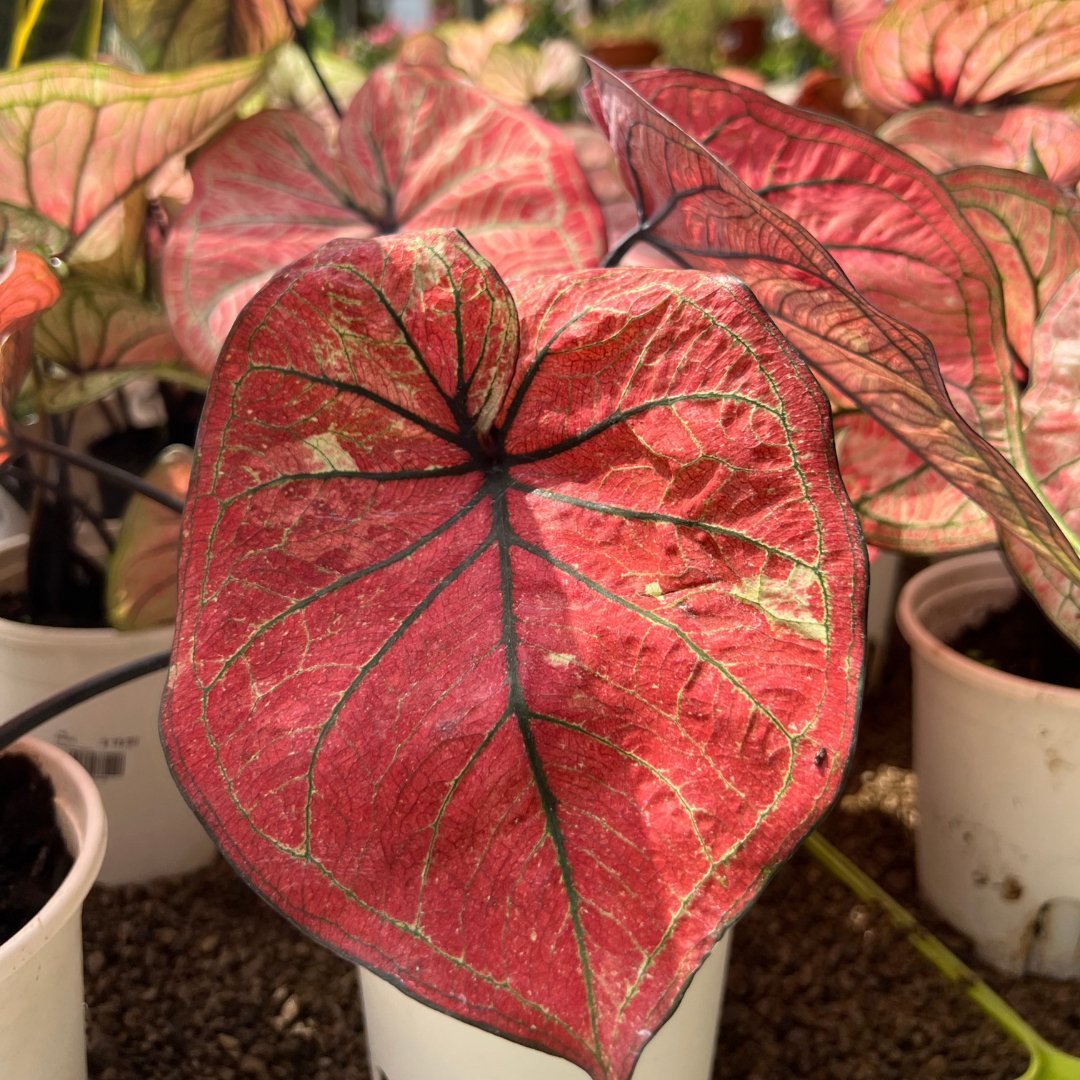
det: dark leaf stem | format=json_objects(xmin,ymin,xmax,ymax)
[
  {"xmin": 281, "ymin": 0, "xmax": 343, "ymax": 119},
  {"xmin": 0, "ymin": 649, "xmax": 172, "ymax": 754},
  {"xmin": 13, "ymin": 431, "xmax": 185, "ymax": 514}
]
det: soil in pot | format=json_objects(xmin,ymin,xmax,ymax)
[
  {"xmin": 948, "ymin": 592, "xmax": 1080, "ymax": 689},
  {"xmin": 0, "ymin": 752, "xmax": 73, "ymax": 944}
]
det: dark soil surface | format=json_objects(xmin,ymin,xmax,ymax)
[
  {"xmin": 0, "ymin": 752, "xmax": 73, "ymax": 944},
  {"xmin": 82, "ymin": 634, "xmax": 1080, "ymax": 1079},
  {"xmin": 949, "ymin": 592, "xmax": 1080, "ymax": 689}
]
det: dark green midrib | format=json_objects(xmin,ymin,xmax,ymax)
[{"xmin": 490, "ymin": 475, "xmax": 606, "ymax": 1073}]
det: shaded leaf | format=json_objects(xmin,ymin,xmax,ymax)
[
  {"xmin": 0, "ymin": 249, "xmax": 61, "ymax": 463},
  {"xmin": 108, "ymin": 0, "xmax": 319, "ymax": 70},
  {"xmin": 943, "ymin": 167, "xmax": 1080, "ymax": 378},
  {"xmin": 8, "ymin": 0, "xmax": 101, "ymax": 66},
  {"xmin": 161, "ymin": 230, "xmax": 865, "ymax": 1080},
  {"xmin": 855, "ymin": 0, "xmax": 1080, "ymax": 113},
  {"xmin": 106, "ymin": 443, "xmax": 190, "ymax": 630},
  {"xmin": 163, "ymin": 63, "xmax": 606, "ymax": 374},
  {"xmin": 0, "ymin": 57, "xmax": 265, "ymax": 248},
  {"xmin": 879, "ymin": 105, "xmax": 1080, "ymax": 187},
  {"xmin": 1002, "ymin": 274, "xmax": 1080, "ymax": 647},
  {"xmin": 31, "ymin": 275, "xmax": 205, "ymax": 412}
]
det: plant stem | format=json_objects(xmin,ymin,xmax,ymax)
[
  {"xmin": 0, "ymin": 650, "xmax": 171, "ymax": 754},
  {"xmin": 803, "ymin": 832, "xmax": 1064, "ymax": 1069},
  {"xmin": 14, "ymin": 430, "xmax": 184, "ymax": 513},
  {"xmin": 3, "ymin": 463, "xmax": 115, "ymax": 552},
  {"xmin": 281, "ymin": 0, "xmax": 343, "ymax": 119}
]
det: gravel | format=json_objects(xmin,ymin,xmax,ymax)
[{"xmin": 83, "ymin": 636, "xmax": 1080, "ymax": 1078}]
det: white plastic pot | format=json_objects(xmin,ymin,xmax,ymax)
[
  {"xmin": 0, "ymin": 535, "xmax": 215, "ymax": 884},
  {"xmin": 897, "ymin": 550, "xmax": 1080, "ymax": 978},
  {"xmin": 360, "ymin": 932, "xmax": 732, "ymax": 1079},
  {"xmin": 0, "ymin": 736, "xmax": 107, "ymax": 1080}
]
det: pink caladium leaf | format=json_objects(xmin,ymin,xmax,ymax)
[
  {"xmin": 0, "ymin": 249, "xmax": 61, "ymax": 465},
  {"xmin": 0, "ymin": 58, "xmax": 264, "ymax": 252},
  {"xmin": 782, "ymin": 0, "xmax": 886, "ymax": 72},
  {"xmin": 30, "ymin": 277, "xmax": 205, "ymax": 413},
  {"xmin": 879, "ymin": 105, "xmax": 1080, "ymax": 187},
  {"xmin": 106, "ymin": 444, "xmax": 191, "ymax": 631},
  {"xmin": 108, "ymin": 0, "xmax": 320, "ymax": 70},
  {"xmin": 161, "ymin": 230, "xmax": 866, "ymax": 1080},
  {"xmin": 942, "ymin": 166, "xmax": 1080, "ymax": 378},
  {"xmin": 1002, "ymin": 273, "xmax": 1080, "ymax": 647},
  {"xmin": 854, "ymin": 0, "xmax": 1080, "ymax": 113},
  {"xmin": 587, "ymin": 67, "xmax": 1072, "ymax": 562},
  {"xmin": 163, "ymin": 62, "xmax": 607, "ymax": 375}
]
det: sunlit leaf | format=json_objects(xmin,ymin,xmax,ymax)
[
  {"xmin": 879, "ymin": 105, "xmax": 1080, "ymax": 187},
  {"xmin": 0, "ymin": 57, "xmax": 265, "ymax": 248},
  {"xmin": 106, "ymin": 443, "xmax": 190, "ymax": 630},
  {"xmin": 161, "ymin": 230, "xmax": 866, "ymax": 1080},
  {"xmin": 108, "ymin": 0, "xmax": 319, "ymax": 70},
  {"xmin": 782, "ymin": 0, "xmax": 886, "ymax": 72},
  {"xmin": 163, "ymin": 62, "xmax": 606, "ymax": 374},
  {"xmin": 587, "ymin": 67, "xmax": 1052, "ymax": 558},
  {"xmin": 855, "ymin": 0, "xmax": 1080, "ymax": 112}
]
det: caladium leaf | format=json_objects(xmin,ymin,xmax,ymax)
[
  {"xmin": 854, "ymin": 0, "xmax": 1080, "ymax": 113},
  {"xmin": 163, "ymin": 63, "xmax": 606, "ymax": 375},
  {"xmin": 106, "ymin": 443, "xmax": 190, "ymax": 631},
  {"xmin": 587, "ymin": 67, "xmax": 1071, "ymax": 562},
  {"xmin": 161, "ymin": 230, "xmax": 866, "ymax": 1080},
  {"xmin": 0, "ymin": 249, "xmax": 61, "ymax": 464},
  {"xmin": 108, "ymin": 0, "xmax": 319, "ymax": 71},
  {"xmin": 31, "ymin": 276, "xmax": 206, "ymax": 413},
  {"xmin": 0, "ymin": 57, "xmax": 265, "ymax": 252},
  {"xmin": 941, "ymin": 167, "xmax": 1080, "ymax": 378},
  {"xmin": 1002, "ymin": 274, "xmax": 1080, "ymax": 648},
  {"xmin": 879, "ymin": 105, "xmax": 1080, "ymax": 187},
  {"xmin": 782, "ymin": 0, "xmax": 886, "ymax": 72}
]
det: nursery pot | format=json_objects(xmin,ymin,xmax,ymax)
[
  {"xmin": 897, "ymin": 550, "xmax": 1080, "ymax": 978},
  {"xmin": 0, "ymin": 535, "xmax": 215, "ymax": 884},
  {"xmin": 0, "ymin": 736, "xmax": 107, "ymax": 1080},
  {"xmin": 360, "ymin": 931, "xmax": 732, "ymax": 1079}
]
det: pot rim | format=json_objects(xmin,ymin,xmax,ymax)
[
  {"xmin": 0, "ymin": 736, "xmax": 107, "ymax": 971},
  {"xmin": 896, "ymin": 548, "xmax": 1080, "ymax": 705}
]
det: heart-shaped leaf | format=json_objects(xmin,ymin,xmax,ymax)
[
  {"xmin": 0, "ymin": 57, "xmax": 265, "ymax": 249},
  {"xmin": 0, "ymin": 249, "xmax": 61, "ymax": 465},
  {"xmin": 31, "ymin": 276, "xmax": 206, "ymax": 413},
  {"xmin": 942, "ymin": 167, "xmax": 1080, "ymax": 377},
  {"xmin": 163, "ymin": 62, "xmax": 607, "ymax": 375},
  {"xmin": 584, "ymin": 66, "xmax": 1080, "ymax": 576},
  {"xmin": 108, "ymin": 0, "xmax": 320, "ymax": 70},
  {"xmin": 879, "ymin": 105, "xmax": 1080, "ymax": 187},
  {"xmin": 106, "ymin": 443, "xmax": 191, "ymax": 630},
  {"xmin": 161, "ymin": 230, "xmax": 866, "ymax": 1080},
  {"xmin": 1002, "ymin": 273, "xmax": 1080, "ymax": 647},
  {"xmin": 854, "ymin": 0, "xmax": 1080, "ymax": 113}
]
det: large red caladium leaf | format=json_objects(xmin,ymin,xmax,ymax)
[
  {"xmin": 879, "ymin": 105, "xmax": 1080, "ymax": 187},
  {"xmin": 942, "ymin": 167, "xmax": 1080, "ymax": 378},
  {"xmin": 108, "ymin": 0, "xmax": 320, "ymax": 70},
  {"xmin": 0, "ymin": 58, "xmax": 264, "ymax": 253},
  {"xmin": 1002, "ymin": 274, "xmax": 1080, "ymax": 648},
  {"xmin": 161, "ymin": 230, "xmax": 866, "ymax": 1080},
  {"xmin": 854, "ymin": 0, "xmax": 1080, "ymax": 113},
  {"xmin": 163, "ymin": 63, "xmax": 607, "ymax": 375}
]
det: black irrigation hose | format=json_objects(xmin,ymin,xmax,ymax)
[{"xmin": 0, "ymin": 649, "xmax": 171, "ymax": 754}]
